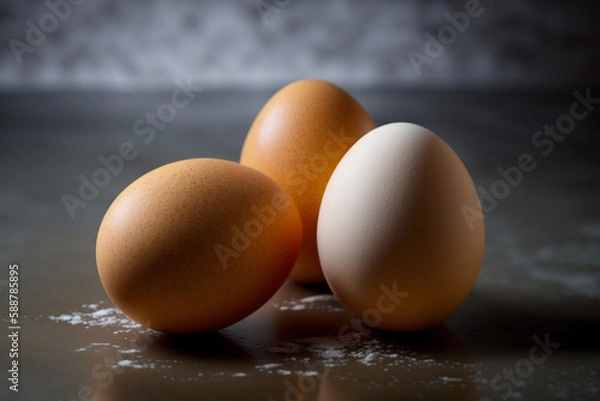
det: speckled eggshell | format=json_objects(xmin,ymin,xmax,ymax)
[
  {"xmin": 317, "ymin": 123, "xmax": 485, "ymax": 332},
  {"xmin": 96, "ymin": 158, "xmax": 302, "ymax": 334},
  {"xmin": 240, "ymin": 79, "xmax": 376, "ymax": 283}
]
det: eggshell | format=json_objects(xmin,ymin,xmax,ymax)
[
  {"xmin": 317, "ymin": 123, "xmax": 485, "ymax": 332},
  {"xmin": 240, "ymin": 79, "xmax": 376, "ymax": 283},
  {"xmin": 96, "ymin": 158, "xmax": 302, "ymax": 334}
]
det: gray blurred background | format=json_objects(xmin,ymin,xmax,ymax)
[{"xmin": 0, "ymin": 0, "xmax": 599, "ymax": 90}]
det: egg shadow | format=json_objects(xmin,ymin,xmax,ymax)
[
  {"xmin": 315, "ymin": 325, "xmax": 480, "ymax": 401},
  {"xmin": 371, "ymin": 324, "xmax": 471, "ymax": 360},
  {"xmin": 147, "ymin": 331, "xmax": 254, "ymax": 362},
  {"xmin": 267, "ymin": 283, "xmax": 472, "ymax": 359},
  {"xmin": 263, "ymin": 288, "xmax": 480, "ymax": 401},
  {"xmin": 447, "ymin": 286, "xmax": 600, "ymax": 355},
  {"xmin": 295, "ymin": 280, "xmax": 333, "ymax": 293}
]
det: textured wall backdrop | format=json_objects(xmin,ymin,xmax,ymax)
[{"xmin": 0, "ymin": 0, "xmax": 598, "ymax": 90}]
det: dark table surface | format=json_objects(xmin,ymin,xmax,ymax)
[{"xmin": 1, "ymin": 88, "xmax": 599, "ymax": 400}]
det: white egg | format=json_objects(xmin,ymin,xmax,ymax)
[{"xmin": 317, "ymin": 123, "xmax": 485, "ymax": 332}]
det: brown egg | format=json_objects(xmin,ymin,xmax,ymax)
[
  {"xmin": 96, "ymin": 158, "xmax": 302, "ymax": 334},
  {"xmin": 240, "ymin": 80, "xmax": 376, "ymax": 283}
]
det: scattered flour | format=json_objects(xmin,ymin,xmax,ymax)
[
  {"xmin": 438, "ymin": 376, "xmax": 463, "ymax": 383},
  {"xmin": 300, "ymin": 295, "xmax": 339, "ymax": 303},
  {"xmin": 274, "ymin": 294, "xmax": 344, "ymax": 312},
  {"xmin": 265, "ymin": 334, "xmax": 414, "ymax": 368},
  {"xmin": 277, "ymin": 369, "xmax": 292, "ymax": 375},
  {"xmin": 296, "ymin": 371, "xmax": 319, "ymax": 377},
  {"xmin": 358, "ymin": 351, "xmax": 383, "ymax": 366},
  {"xmin": 49, "ymin": 302, "xmax": 155, "ymax": 362},
  {"xmin": 48, "ymin": 301, "xmax": 143, "ymax": 333},
  {"xmin": 255, "ymin": 363, "xmax": 282, "ymax": 371},
  {"xmin": 75, "ymin": 343, "xmax": 116, "ymax": 352},
  {"xmin": 48, "ymin": 301, "xmax": 478, "ymax": 386},
  {"xmin": 116, "ymin": 360, "xmax": 156, "ymax": 369}
]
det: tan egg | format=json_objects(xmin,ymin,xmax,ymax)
[
  {"xmin": 318, "ymin": 123, "xmax": 485, "ymax": 332},
  {"xmin": 240, "ymin": 79, "xmax": 376, "ymax": 283},
  {"xmin": 96, "ymin": 158, "xmax": 302, "ymax": 334}
]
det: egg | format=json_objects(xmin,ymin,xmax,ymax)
[
  {"xmin": 317, "ymin": 123, "xmax": 485, "ymax": 332},
  {"xmin": 240, "ymin": 79, "xmax": 376, "ymax": 283},
  {"xmin": 96, "ymin": 158, "xmax": 302, "ymax": 334}
]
